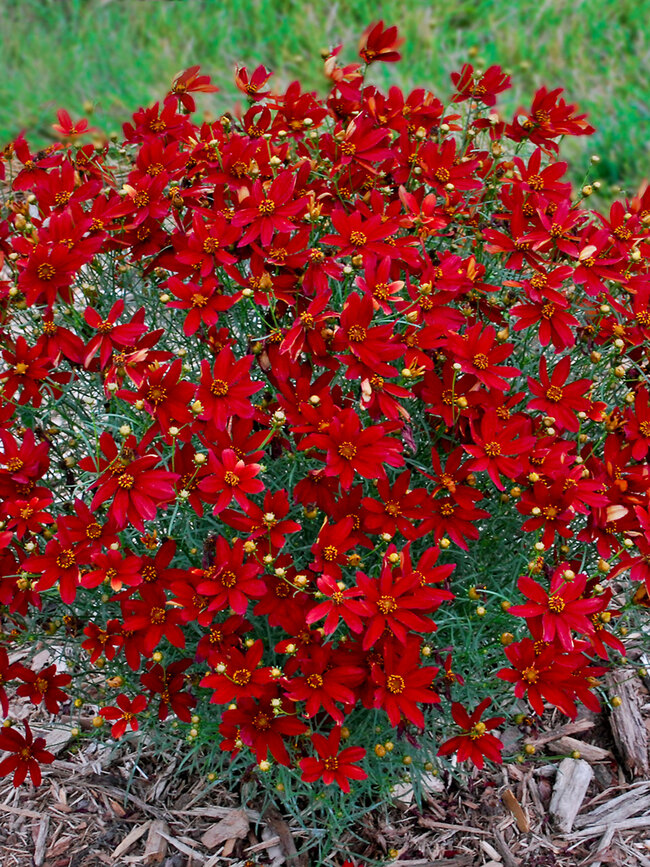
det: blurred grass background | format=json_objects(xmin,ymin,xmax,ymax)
[{"xmin": 1, "ymin": 0, "xmax": 648, "ymax": 194}]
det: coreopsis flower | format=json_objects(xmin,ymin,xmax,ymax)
[
  {"xmin": 235, "ymin": 64, "xmax": 272, "ymax": 99},
  {"xmin": 298, "ymin": 407, "xmax": 403, "ymax": 490},
  {"xmin": 81, "ymin": 620, "xmax": 124, "ymax": 664},
  {"xmin": 358, "ymin": 20, "xmax": 404, "ymax": 64},
  {"xmin": 99, "ymin": 694, "xmax": 148, "ymax": 738},
  {"xmin": 83, "ymin": 301, "xmax": 148, "ymax": 369},
  {"xmin": 445, "ymin": 323, "xmax": 520, "ymax": 391},
  {"xmin": 306, "ymin": 574, "xmax": 370, "ymax": 635},
  {"xmin": 166, "ymin": 65, "xmax": 218, "ymax": 112},
  {"xmin": 299, "ymin": 727, "xmax": 367, "ymax": 793},
  {"xmin": 16, "ymin": 664, "xmax": 72, "ymax": 714},
  {"xmin": 510, "ymin": 293, "xmax": 579, "ymax": 351},
  {"xmin": 285, "ymin": 644, "xmax": 364, "ymax": 723},
  {"xmin": 450, "ymin": 63, "xmax": 511, "ymax": 107},
  {"xmin": 198, "ymin": 448, "xmax": 264, "ymax": 514},
  {"xmin": 117, "ymin": 358, "xmax": 195, "ymax": 441},
  {"xmin": 334, "ymin": 291, "xmax": 404, "ymax": 375},
  {"xmin": 219, "ymin": 687, "xmax": 307, "ymax": 765},
  {"xmin": 24, "ymin": 531, "xmax": 82, "ymax": 604},
  {"xmin": 371, "ymin": 639, "xmax": 440, "ymax": 728},
  {"xmin": 220, "ymin": 489, "xmax": 301, "ymax": 553},
  {"xmin": 89, "ymin": 453, "xmax": 179, "ymax": 532},
  {"xmin": 463, "ymin": 414, "xmax": 536, "ymax": 490},
  {"xmin": 361, "ymin": 471, "xmax": 429, "ymax": 538},
  {"xmin": 356, "ymin": 558, "xmax": 440, "ymax": 649},
  {"xmin": 625, "ymin": 388, "xmax": 650, "ymax": 460},
  {"xmin": 121, "ymin": 585, "xmax": 186, "ymax": 655},
  {"xmin": 200, "ymin": 640, "xmax": 271, "ymax": 704},
  {"xmin": 195, "ymin": 536, "xmax": 266, "ymax": 615},
  {"xmin": 527, "ymin": 355, "xmax": 594, "ymax": 432},
  {"xmin": 438, "ymin": 699, "xmax": 504, "ymax": 769},
  {"xmin": 0, "ymin": 337, "xmax": 67, "ymax": 407},
  {"xmin": 81, "ymin": 548, "xmax": 142, "ymax": 591},
  {"xmin": 0, "ymin": 721, "xmax": 54, "ymax": 787},
  {"xmin": 497, "ymin": 638, "xmax": 578, "ymax": 717},
  {"xmin": 52, "ymin": 109, "xmax": 95, "ymax": 138},
  {"xmin": 140, "ymin": 660, "xmax": 196, "ymax": 722},
  {"xmin": 195, "ymin": 347, "xmax": 263, "ymax": 428},
  {"xmin": 506, "ymin": 85, "xmax": 595, "ymax": 149},
  {"xmin": 231, "ymin": 172, "xmax": 307, "ymax": 246},
  {"xmin": 509, "ymin": 568, "xmax": 602, "ymax": 650},
  {"xmin": 3, "ymin": 495, "xmax": 53, "ymax": 539}
]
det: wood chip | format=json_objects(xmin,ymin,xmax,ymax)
[
  {"xmin": 33, "ymin": 815, "xmax": 49, "ymax": 867},
  {"xmin": 525, "ymin": 717, "xmax": 595, "ymax": 748},
  {"xmin": 575, "ymin": 782, "xmax": 650, "ymax": 828},
  {"xmin": 607, "ymin": 669, "xmax": 650, "ymax": 776},
  {"xmin": 111, "ymin": 820, "xmax": 152, "ymax": 858},
  {"xmin": 548, "ymin": 736, "xmax": 613, "ymax": 762},
  {"xmin": 200, "ymin": 807, "xmax": 249, "ymax": 849},
  {"xmin": 263, "ymin": 805, "xmax": 307, "ymax": 867},
  {"xmin": 549, "ymin": 758, "xmax": 593, "ymax": 833},
  {"xmin": 501, "ymin": 788, "xmax": 530, "ymax": 833},
  {"xmin": 143, "ymin": 818, "xmax": 169, "ymax": 865}
]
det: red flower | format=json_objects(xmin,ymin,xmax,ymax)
[
  {"xmin": 99, "ymin": 694, "xmax": 148, "ymax": 738},
  {"xmin": 0, "ymin": 647, "xmax": 29, "ymax": 716},
  {"xmin": 195, "ymin": 536, "xmax": 266, "ymax": 615},
  {"xmin": 122, "ymin": 585, "xmax": 186, "ymax": 655},
  {"xmin": 371, "ymin": 639, "xmax": 440, "ymax": 728},
  {"xmin": 463, "ymin": 414, "xmax": 535, "ymax": 490},
  {"xmin": 299, "ymin": 727, "xmax": 367, "ymax": 793},
  {"xmin": 299, "ymin": 407, "xmax": 403, "ymax": 490},
  {"xmin": 358, "ymin": 21, "xmax": 404, "ymax": 64},
  {"xmin": 81, "ymin": 620, "xmax": 124, "ymax": 664},
  {"xmin": 231, "ymin": 172, "xmax": 307, "ymax": 246},
  {"xmin": 497, "ymin": 638, "xmax": 578, "ymax": 717},
  {"xmin": 198, "ymin": 448, "xmax": 264, "ymax": 515},
  {"xmin": 306, "ymin": 574, "xmax": 370, "ymax": 635},
  {"xmin": 235, "ymin": 64, "xmax": 272, "ymax": 100},
  {"xmin": 527, "ymin": 356, "xmax": 593, "ymax": 432},
  {"xmin": 438, "ymin": 699, "xmax": 504, "ymax": 770},
  {"xmin": 509, "ymin": 568, "xmax": 602, "ymax": 650},
  {"xmin": 356, "ymin": 557, "xmax": 440, "ymax": 650},
  {"xmin": 219, "ymin": 687, "xmax": 307, "ymax": 766},
  {"xmin": 451, "ymin": 63, "xmax": 511, "ymax": 107},
  {"xmin": 140, "ymin": 660, "xmax": 196, "ymax": 722},
  {"xmin": 285, "ymin": 644, "xmax": 364, "ymax": 723},
  {"xmin": 201, "ymin": 640, "xmax": 271, "ymax": 705},
  {"xmin": 445, "ymin": 323, "xmax": 520, "ymax": 392},
  {"xmin": 195, "ymin": 347, "xmax": 263, "ymax": 428},
  {"xmin": 0, "ymin": 721, "xmax": 54, "ymax": 787},
  {"xmin": 167, "ymin": 65, "xmax": 218, "ymax": 112},
  {"xmin": 88, "ymin": 450, "xmax": 179, "ymax": 532}
]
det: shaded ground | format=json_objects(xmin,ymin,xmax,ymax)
[{"xmin": 2, "ymin": 679, "xmax": 650, "ymax": 867}]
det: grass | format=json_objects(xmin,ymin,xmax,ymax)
[{"xmin": 0, "ymin": 0, "xmax": 648, "ymax": 191}]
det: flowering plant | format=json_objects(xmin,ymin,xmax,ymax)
[{"xmin": 0, "ymin": 19, "xmax": 648, "ymax": 861}]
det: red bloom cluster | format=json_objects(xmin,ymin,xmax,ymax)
[{"xmin": 0, "ymin": 20, "xmax": 647, "ymax": 799}]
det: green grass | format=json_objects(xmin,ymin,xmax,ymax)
[{"xmin": 1, "ymin": 0, "xmax": 648, "ymax": 193}]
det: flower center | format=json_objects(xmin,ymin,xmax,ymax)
[
  {"xmin": 258, "ymin": 199, "xmax": 276, "ymax": 215},
  {"xmin": 147, "ymin": 386, "xmax": 167, "ymax": 405},
  {"xmin": 349, "ymin": 231, "xmax": 367, "ymax": 247},
  {"xmin": 307, "ymin": 674, "xmax": 324, "ymax": 689},
  {"xmin": 150, "ymin": 607, "xmax": 166, "ymax": 624},
  {"xmin": 56, "ymin": 549, "xmax": 76, "ymax": 569},
  {"xmin": 37, "ymin": 262, "xmax": 56, "ymax": 280},
  {"xmin": 210, "ymin": 379, "xmax": 229, "ymax": 396},
  {"xmin": 386, "ymin": 674, "xmax": 405, "ymax": 694},
  {"xmin": 377, "ymin": 595, "xmax": 397, "ymax": 615},
  {"xmin": 221, "ymin": 570, "xmax": 237, "ymax": 588},
  {"xmin": 548, "ymin": 595, "xmax": 565, "ymax": 613},
  {"xmin": 484, "ymin": 441, "xmax": 502, "ymax": 457},
  {"xmin": 232, "ymin": 668, "xmax": 251, "ymax": 686},
  {"xmin": 337, "ymin": 441, "xmax": 357, "ymax": 460},
  {"xmin": 470, "ymin": 722, "xmax": 487, "ymax": 739},
  {"xmin": 347, "ymin": 325, "xmax": 367, "ymax": 342},
  {"xmin": 522, "ymin": 666, "xmax": 539, "ymax": 684},
  {"xmin": 546, "ymin": 385, "xmax": 564, "ymax": 402},
  {"xmin": 117, "ymin": 472, "xmax": 135, "ymax": 489},
  {"xmin": 472, "ymin": 353, "xmax": 489, "ymax": 370},
  {"xmin": 323, "ymin": 757, "xmax": 339, "ymax": 771}
]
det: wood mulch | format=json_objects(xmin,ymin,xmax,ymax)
[{"xmin": 2, "ymin": 658, "xmax": 650, "ymax": 866}]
